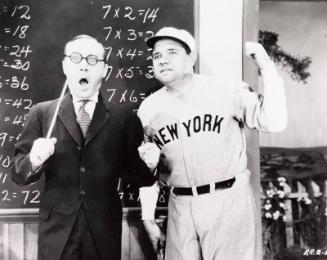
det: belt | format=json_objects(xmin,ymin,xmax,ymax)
[{"xmin": 171, "ymin": 177, "xmax": 235, "ymax": 196}]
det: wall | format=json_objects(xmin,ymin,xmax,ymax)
[
  {"xmin": 0, "ymin": 209, "xmax": 158, "ymax": 260},
  {"xmin": 260, "ymin": 1, "xmax": 327, "ymax": 148},
  {"xmin": 198, "ymin": 1, "xmax": 243, "ymax": 80}
]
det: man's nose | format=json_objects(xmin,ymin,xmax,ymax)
[
  {"xmin": 159, "ymin": 55, "xmax": 170, "ymax": 65},
  {"xmin": 79, "ymin": 58, "xmax": 89, "ymax": 71}
]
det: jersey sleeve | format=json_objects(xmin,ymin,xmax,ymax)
[
  {"xmin": 139, "ymin": 181, "xmax": 160, "ymax": 220},
  {"xmin": 137, "ymin": 99, "xmax": 154, "ymax": 142},
  {"xmin": 236, "ymin": 62, "xmax": 287, "ymax": 132}
]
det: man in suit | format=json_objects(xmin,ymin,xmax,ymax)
[{"xmin": 10, "ymin": 34, "xmax": 157, "ymax": 260}]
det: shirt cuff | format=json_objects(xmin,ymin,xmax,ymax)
[
  {"xmin": 139, "ymin": 182, "xmax": 160, "ymax": 220},
  {"xmin": 152, "ymin": 168, "xmax": 158, "ymax": 177}
]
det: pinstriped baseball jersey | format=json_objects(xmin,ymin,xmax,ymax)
[
  {"xmin": 138, "ymin": 74, "xmax": 281, "ymax": 187},
  {"xmin": 138, "ymin": 70, "xmax": 286, "ymax": 260}
]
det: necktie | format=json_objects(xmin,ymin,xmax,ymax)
[{"xmin": 77, "ymin": 100, "xmax": 91, "ymax": 138}]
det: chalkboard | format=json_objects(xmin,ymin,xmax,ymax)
[{"xmin": 0, "ymin": 0, "xmax": 194, "ymax": 209}]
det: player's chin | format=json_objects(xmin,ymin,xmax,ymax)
[{"xmin": 155, "ymin": 74, "xmax": 175, "ymax": 84}]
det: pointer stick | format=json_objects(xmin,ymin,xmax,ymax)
[{"xmin": 46, "ymin": 80, "xmax": 68, "ymax": 139}]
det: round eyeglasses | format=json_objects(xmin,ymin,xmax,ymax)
[{"xmin": 65, "ymin": 52, "xmax": 104, "ymax": 66}]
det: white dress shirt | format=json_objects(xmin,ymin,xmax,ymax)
[{"xmin": 72, "ymin": 91, "xmax": 99, "ymax": 119}]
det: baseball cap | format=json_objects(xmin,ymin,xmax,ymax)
[{"xmin": 146, "ymin": 27, "xmax": 196, "ymax": 53}]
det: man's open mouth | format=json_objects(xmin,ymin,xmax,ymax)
[{"xmin": 79, "ymin": 78, "xmax": 89, "ymax": 85}]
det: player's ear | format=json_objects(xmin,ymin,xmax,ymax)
[{"xmin": 189, "ymin": 51, "xmax": 197, "ymax": 67}]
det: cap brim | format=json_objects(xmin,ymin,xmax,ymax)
[{"xmin": 146, "ymin": 36, "xmax": 191, "ymax": 51}]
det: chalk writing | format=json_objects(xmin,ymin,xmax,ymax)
[{"xmin": 0, "ymin": 0, "xmax": 194, "ymax": 209}]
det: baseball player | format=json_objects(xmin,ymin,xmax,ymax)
[{"xmin": 137, "ymin": 27, "xmax": 287, "ymax": 260}]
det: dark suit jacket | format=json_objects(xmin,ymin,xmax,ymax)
[{"xmin": 11, "ymin": 94, "xmax": 155, "ymax": 260}]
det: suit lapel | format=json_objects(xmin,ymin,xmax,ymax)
[
  {"xmin": 58, "ymin": 94, "xmax": 83, "ymax": 146},
  {"xmin": 84, "ymin": 95, "xmax": 110, "ymax": 146}
]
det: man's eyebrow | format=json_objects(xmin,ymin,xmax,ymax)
[
  {"xmin": 152, "ymin": 46, "xmax": 182, "ymax": 56},
  {"xmin": 167, "ymin": 47, "xmax": 180, "ymax": 52},
  {"xmin": 152, "ymin": 51, "xmax": 160, "ymax": 58},
  {"xmin": 153, "ymin": 47, "xmax": 180, "ymax": 54}
]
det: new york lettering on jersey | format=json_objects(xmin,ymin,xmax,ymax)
[{"xmin": 151, "ymin": 113, "xmax": 225, "ymax": 149}]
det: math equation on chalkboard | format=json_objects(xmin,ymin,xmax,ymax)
[
  {"xmin": 0, "ymin": 188, "xmax": 40, "ymax": 206},
  {"xmin": 0, "ymin": 1, "xmax": 36, "ymax": 208},
  {"xmin": 117, "ymin": 178, "xmax": 169, "ymax": 207}
]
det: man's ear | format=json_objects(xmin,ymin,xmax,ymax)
[
  {"xmin": 62, "ymin": 60, "xmax": 68, "ymax": 77},
  {"xmin": 102, "ymin": 64, "xmax": 109, "ymax": 79},
  {"xmin": 189, "ymin": 51, "xmax": 197, "ymax": 66}
]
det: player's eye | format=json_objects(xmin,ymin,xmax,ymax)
[
  {"xmin": 168, "ymin": 50, "xmax": 178, "ymax": 56},
  {"xmin": 153, "ymin": 53, "xmax": 161, "ymax": 60}
]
